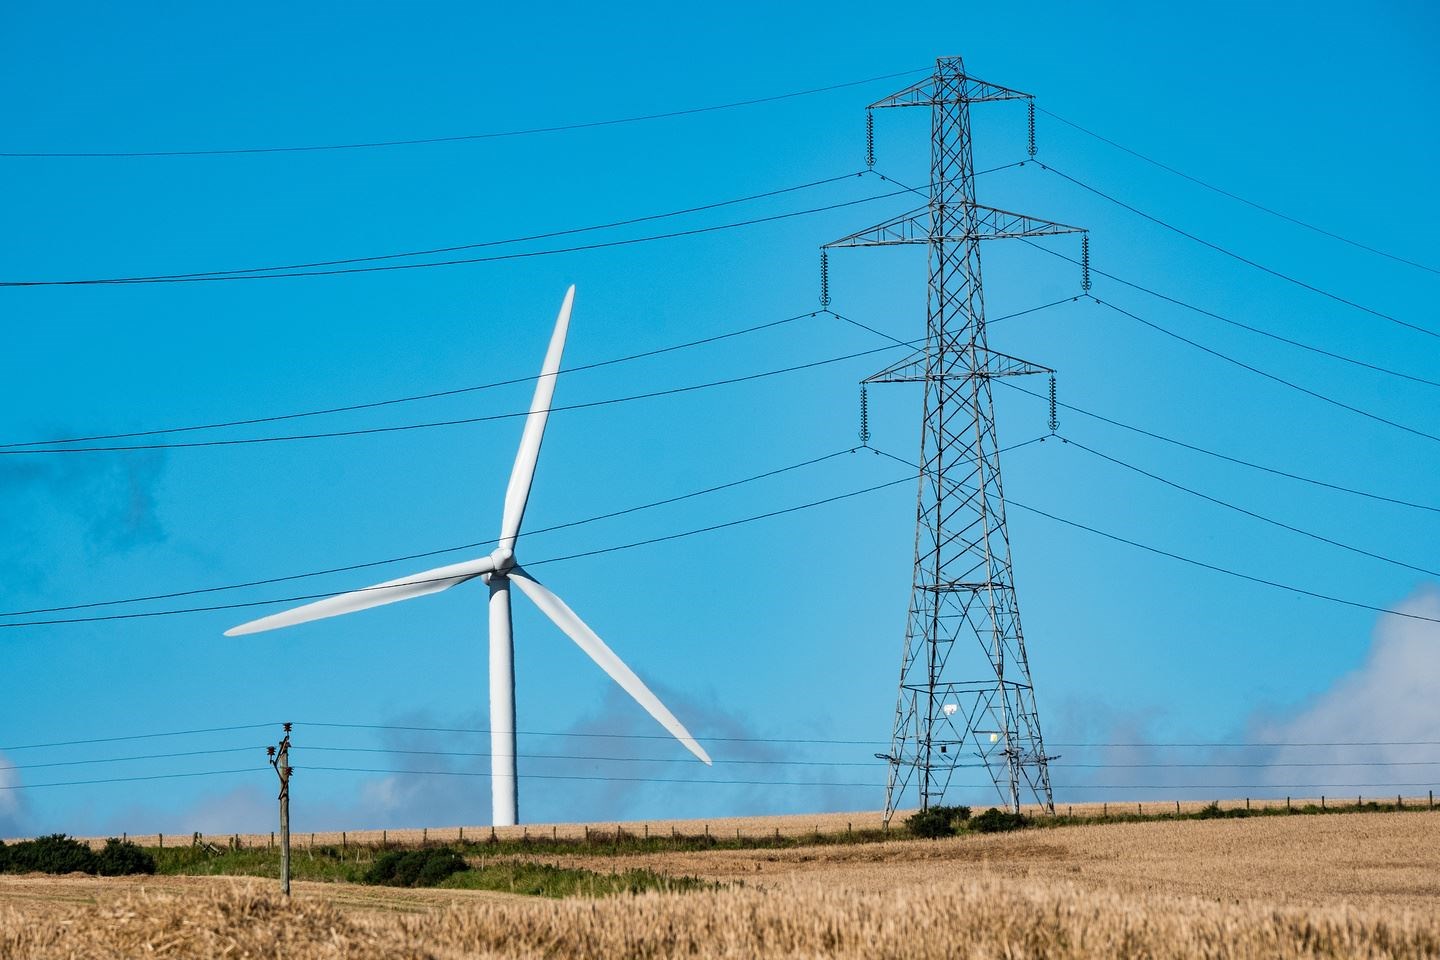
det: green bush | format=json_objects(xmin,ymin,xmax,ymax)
[
  {"xmin": 904, "ymin": 804, "xmax": 972, "ymax": 838},
  {"xmin": 1195, "ymin": 801, "xmax": 1250, "ymax": 820},
  {"xmin": 364, "ymin": 847, "xmax": 470, "ymax": 887},
  {"xmin": 96, "ymin": 837, "xmax": 156, "ymax": 876},
  {"xmin": 2, "ymin": 834, "xmax": 98, "ymax": 874},
  {"xmin": 968, "ymin": 808, "xmax": 1029, "ymax": 833},
  {"xmin": 0, "ymin": 841, "xmax": 7, "ymax": 872},
  {"xmin": 415, "ymin": 849, "xmax": 469, "ymax": 886}
]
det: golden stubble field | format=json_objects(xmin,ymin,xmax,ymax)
[{"xmin": 3, "ymin": 810, "xmax": 1438, "ymax": 958}]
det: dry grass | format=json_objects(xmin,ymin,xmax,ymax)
[
  {"xmin": 532, "ymin": 809, "xmax": 1440, "ymax": 911},
  {"xmin": 2, "ymin": 875, "xmax": 1437, "ymax": 959},
  {"xmin": 4, "ymin": 811, "xmax": 1439, "ymax": 958}
]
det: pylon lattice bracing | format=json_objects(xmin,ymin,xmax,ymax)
[{"xmin": 826, "ymin": 57, "xmax": 1084, "ymax": 818}]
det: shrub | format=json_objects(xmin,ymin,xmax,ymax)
[
  {"xmin": 968, "ymin": 808, "xmax": 1028, "ymax": 833},
  {"xmin": 96, "ymin": 837, "xmax": 156, "ymax": 876},
  {"xmin": 3, "ymin": 834, "xmax": 98, "ymax": 874},
  {"xmin": 415, "ymin": 849, "xmax": 469, "ymax": 886},
  {"xmin": 364, "ymin": 847, "xmax": 469, "ymax": 887},
  {"xmin": 904, "ymin": 804, "xmax": 972, "ymax": 838},
  {"xmin": 1195, "ymin": 801, "xmax": 1249, "ymax": 820}
]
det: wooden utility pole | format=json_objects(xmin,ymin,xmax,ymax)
[{"xmin": 267, "ymin": 723, "xmax": 293, "ymax": 896}]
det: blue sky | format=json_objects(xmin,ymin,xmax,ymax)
[{"xmin": 2, "ymin": 1, "xmax": 1438, "ymax": 836}]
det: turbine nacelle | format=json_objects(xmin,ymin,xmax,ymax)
[{"xmin": 488, "ymin": 545, "xmax": 516, "ymax": 574}]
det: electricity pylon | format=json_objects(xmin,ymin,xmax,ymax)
[{"xmin": 825, "ymin": 56, "xmax": 1084, "ymax": 818}]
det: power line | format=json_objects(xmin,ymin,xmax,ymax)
[
  {"xmin": 0, "ymin": 768, "xmax": 265, "ymax": 791},
  {"xmin": 298, "ymin": 721, "xmax": 888, "ymax": 746},
  {"xmin": 1094, "ymin": 296, "xmax": 1440, "ymax": 446},
  {"xmin": 1061, "ymin": 761, "xmax": 1440, "ymax": 769},
  {"xmin": 1034, "ymin": 161, "xmax": 1440, "ymax": 340},
  {"xmin": 1052, "ymin": 740, "xmax": 1440, "ymax": 748},
  {"xmin": 291, "ymin": 747, "xmax": 1440, "ymax": 771},
  {"xmin": 1056, "ymin": 783, "xmax": 1440, "ymax": 791},
  {"xmin": 0, "ymin": 186, "xmax": 921, "ymax": 287},
  {"xmin": 0, "ymin": 472, "xmax": 914, "ymax": 628},
  {"xmin": 7, "ymin": 172, "xmax": 867, "ymax": 288},
  {"xmin": 829, "ymin": 298, "xmax": 1078, "ymax": 348},
  {"xmin": 4, "ymin": 746, "xmax": 264, "ymax": 772},
  {"xmin": 1063, "ymin": 436, "xmax": 1440, "ymax": 579},
  {"xmin": 300, "ymin": 765, "xmax": 875, "ymax": 789},
  {"xmin": 0, "ymin": 723, "xmax": 275, "ymax": 752},
  {"xmin": 296, "ymin": 746, "xmax": 883, "ymax": 769},
  {"xmin": 1000, "ymin": 380, "xmax": 1440, "ymax": 516},
  {"xmin": 1035, "ymin": 106, "xmax": 1440, "ymax": 276},
  {"xmin": 867, "ymin": 447, "xmax": 1440, "ymax": 627},
  {"xmin": 1020, "ymin": 241, "xmax": 1440, "ymax": 391},
  {"xmin": 0, "ymin": 68, "xmax": 928, "ymax": 159},
  {"xmin": 0, "ymin": 308, "xmax": 820, "ymax": 448},
  {"xmin": 3, "ymin": 763, "xmax": 1436, "ymax": 793},
  {"xmin": 0, "ymin": 339, "xmax": 915, "ymax": 454},
  {"xmin": 6, "ymin": 717, "xmax": 1439, "ymax": 758},
  {"xmin": 1, "ymin": 448, "xmax": 855, "ymax": 617}
]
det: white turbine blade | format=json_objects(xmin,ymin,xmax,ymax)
[
  {"xmin": 509, "ymin": 566, "xmax": 712, "ymax": 765},
  {"xmin": 499, "ymin": 285, "xmax": 575, "ymax": 551},
  {"xmin": 224, "ymin": 556, "xmax": 496, "ymax": 637}
]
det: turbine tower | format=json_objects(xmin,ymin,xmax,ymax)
[
  {"xmin": 227, "ymin": 287, "xmax": 712, "ymax": 826},
  {"xmin": 825, "ymin": 57, "xmax": 1084, "ymax": 818}
]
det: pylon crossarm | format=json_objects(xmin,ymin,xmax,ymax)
[
  {"xmin": 824, "ymin": 206, "xmax": 928, "ymax": 247},
  {"xmin": 970, "ymin": 203, "xmax": 1085, "ymax": 240},
  {"xmin": 865, "ymin": 346, "xmax": 1051, "ymax": 384},
  {"xmin": 826, "ymin": 202, "xmax": 1083, "ymax": 248},
  {"xmin": 869, "ymin": 72, "xmax": 1032, "ymax": 109}
]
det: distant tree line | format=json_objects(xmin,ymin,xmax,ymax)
[{"xmin": 0, "ymin": 835, "xmax": 155, "ymax": 876}]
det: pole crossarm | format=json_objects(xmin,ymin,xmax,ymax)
[
  {"xmin": 825, "ymin": 203, "xmax": 1084, "ymax": 248},
  {"xmin": 869, "ymin": 61, "xmax": 1031, "ymax": 108},
  {"xmin": 865, "ymin": 346, "xmax": 1053, "ymax": 384}
]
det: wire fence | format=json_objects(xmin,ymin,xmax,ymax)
[{"xmin": 21, "ymin": 791, "xmax": 1440, "ymax": 851}]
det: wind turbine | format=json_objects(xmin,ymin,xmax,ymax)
[{"xmin": 226, "ymin": 286, "xmax": 712, "ymax": 826}]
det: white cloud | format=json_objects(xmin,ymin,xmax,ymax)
[{"xmin": 1246, "ymin": 585, "xmax": 1440, "ymax": 794}]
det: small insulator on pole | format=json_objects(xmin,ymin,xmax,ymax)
[
  {"xmin": 1027, "ymin": 100, "xmax": 1036, "ymax": 159},
  {"xmin": 1047, "ymin": 375, "xmax": 1058, "ymax": 434},
  {"xmin": 819, "ymin": 249, "xmax": 831, "ymax": 308},
  {"xmin": 865, "ymin": 109, "xmax": 876, "ymax": 168},
  {"xmin": 859, "ymin": 385, "xmax": 871, "ymax": 447},
  {"xmin": 1081, "ymin": 234, "xmax": 1091, "ymax": 293}
]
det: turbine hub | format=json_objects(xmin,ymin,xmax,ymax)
[{"xmin": 490, "ymin": 546, "xmax": 516, "ymax": 572}]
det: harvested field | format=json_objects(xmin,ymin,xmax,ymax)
[
  {"xmin": 3, "ymin": 874, "xmax": 1438, "ymax": 959},
  {"xmin": 2, "ymin": 811, "xmax": 1437, "ymax": 957},
  {"xmin": 530, "ymin": 808, "xmax": 1440, "ymax": 911}
]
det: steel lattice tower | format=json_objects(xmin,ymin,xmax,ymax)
[{"xmin": 825, "ymin": 57, "xmax": 1084, "ymax": 818}]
